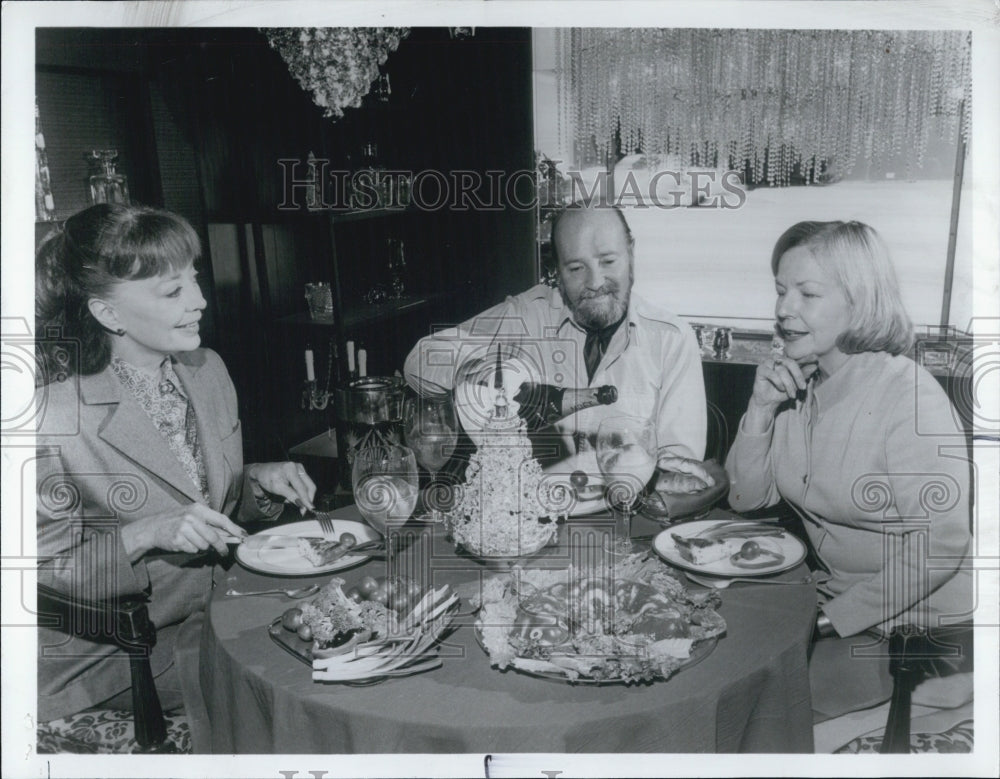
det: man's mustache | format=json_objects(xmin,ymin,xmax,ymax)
[{"xmin": 579, "ymin": 282, "xmax": 620, "ymax": 301}]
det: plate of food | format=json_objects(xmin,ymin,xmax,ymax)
[
  {"xmin": 640, "ymin": 459, "xmax": 729, "ymax": 523},
  {"xmin": 475, "ymin": 554, "xmax": 726, "ymax": 684},
  {"xmin": 541, "ymin": 451, "xmax": 607, "ymax": 517},
  {"xmin": 236, "ymin": 519, "xmax": 380, "ymax": 576},
  {"xmin": 269, "ymin": 576, "xmax": 460, "ymax": 684},
  {"xmin": 653, "ymin": 518, "xmax": 807, "ymax": 577}
]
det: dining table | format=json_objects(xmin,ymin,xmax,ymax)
[{"xmin": 182, "ymin": 504, "xmax": 818, "ymax": 754}]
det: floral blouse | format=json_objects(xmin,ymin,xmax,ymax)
[{"xmin": 111, "ymin": 357, "xmax": 210, "ymax": 501}]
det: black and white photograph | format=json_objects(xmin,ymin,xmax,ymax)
[{"xmin": 2, "ymin": 2, "xmax": 998, "ymax": 777}]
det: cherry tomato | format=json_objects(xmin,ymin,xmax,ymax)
[
  {"xmin": 371, "ymin": 579, "xmax": 390, "ymax": 606},
  {"xmin": 338, "ymin": 532, "xmax": 357, "ymax": 549},
  {"xmin": 570, "ymin": 470, "xmax": 589, "ymax": 489},
  {"xmin": 281, "ymin": 607, "xmax": 303, "ymax": 631},
  {"xmin": 296, "ymin": 623, "xmax": 313, "ymax": 641},
  {"xmin": 740, "ymin": 541, "xmax": 761, "ymax": 560},
  {"xmin": 357, "ymin": 576, "xmax": 379, "ymax": 598},
  {"xmin": 388, "ymin": 577, "xmax": 422, "ymax": 614},
  {"xmin": 345, "ymin": 586, "xmax": 364, "ymax": 604}
]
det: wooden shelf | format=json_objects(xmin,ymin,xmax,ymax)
[
  {"xmin": 206, "ymin": 204, "xmax": 412, "ymax": 225},
  {"xmin": 276, "ymin": 291, "xmax": 452, "ymax": 333}
]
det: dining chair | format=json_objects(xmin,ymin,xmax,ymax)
[
  {"xmin": 704, "ymin": 399, "xmax": 730, "ymax": 465},
  {"xmin": 879, "ymin": 622, "xmax": 974, "ymax": 753},
  {"xmin": 36, "ymin": 582, "xmax": 178, "ymax": 753}
]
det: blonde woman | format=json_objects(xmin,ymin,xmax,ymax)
[{"xmin": 726, "ymin": 220, "xmax": 972, "ymax": 720}]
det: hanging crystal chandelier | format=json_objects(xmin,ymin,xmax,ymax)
[{"xmin": 556, "ymin": 29, "xmax": 971, "ymax": 186}]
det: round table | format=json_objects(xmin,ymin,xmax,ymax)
[{"xmin": 187, "ymin": 506, "xmax": 817, "ymax": 754}]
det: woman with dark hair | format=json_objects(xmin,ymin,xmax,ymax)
[
  {"xmin": 726, "ymin": 220, "xmax": 972, "ymax": 720},
  {"xmin": 35, "ymin": 203, "xmax": 317, "ymax": 721}
]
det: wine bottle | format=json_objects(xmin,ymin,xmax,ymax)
[{"xmin": 512, "ymin": 382, "xmax": 618, "ymax": 430}]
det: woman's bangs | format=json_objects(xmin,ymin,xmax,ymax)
[{"xmin": 113, "ymin": 213, "xmax": 201, "ymax": 280}]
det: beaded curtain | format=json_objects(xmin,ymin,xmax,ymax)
[{"xmin": 556, "ymin": 29, "xmax": 971, "ymax": 185}]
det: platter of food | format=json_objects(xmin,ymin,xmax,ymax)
[
  {"xmin": 541, "ymin": 451, "xmax": 607, "ymax": 517},
  {"xmin": 653, "ymin": 518, "xmax": 807, "ymax": 577},
  {"xmin": 475, "ymin": 555, "xmax": 726, "ymax": 684},
  {"xmin": 269, "ymin": 576, "xmax": 460, "ymax": 684},
  {"xmin": 640, "ymin": 460, "xmax": 729, "ymax": 523},
  {"xmin": 236, "ymin": 519, "xmax": 380, "ymax": 576}
]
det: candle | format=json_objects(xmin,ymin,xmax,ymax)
[
  {"xmin": 304, "ymin": 349, "xmax": 315, "ymax": 382},
  {"xmin": 347, "ymin": 340, "xmax": 356, "ymax": 374},
  {"xmin": 358, "ymin": 349, "xmax": 367, "ymax": 378}
]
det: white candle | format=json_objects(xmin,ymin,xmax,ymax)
[
  {"xmin": 358, "ymin": 349, "xmax": 367, "ymax": 377},
  {"xmin": 347, "ymin": 340, "xmax": 356, "ymax": 374},
  {"xmin": 304, "ymin": 349, "xmax": 315, "ymax": 382}
]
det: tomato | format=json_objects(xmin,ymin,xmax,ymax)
[
  {"xmin": 633, "ymin": 615, "xmax": 689, "ymax": 639},
  {"xmin": 570, "ymin": 470, "xmax": 589, "ymax": 488},
  {"xmin": 357, "ymin": 575, "xmax": 379, "ymax": 598},
  {"xmin": 281, "ymin": 607, "xmax": 303, "ymax": 631},
  {"xmin": 658, "ymin": 617, "xmax": 690, "ymax": 639},
  {"xmin": 345, "ymin": 587, "xmax": 364, "ymax": 604},
  {"xmin": 740, "ymin": 541, "xmax": 761, "ymax": 560},
  {"xmin": 297, "ymin": 623, "xmax": 313, "ymax": 641},
  {"xmin": 389, "ymin": 577, "xmax": 422, "ymax": 614},
  {"xmin": 338, "ymin": 532, "xmax": 357, "ymax": 549},
  {"xmin": 371, "ymin": 579, "xmax": 390, "ymax": 605}
]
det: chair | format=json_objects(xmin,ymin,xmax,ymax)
[
  {"xmin": 880, "ymin": 622, "xmax": 974, "ymax": 753},
  {"xmin": 36, "ymin": 583, "xmax": 177, "ymax": 753},
  {"xmin": 705, "ymin": 399, "xmax": 730, "ymax": 465}
]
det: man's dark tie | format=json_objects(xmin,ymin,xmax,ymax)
[{"xmin": 583, "ymin": 316, "xmax": 625, "ymax": 383}]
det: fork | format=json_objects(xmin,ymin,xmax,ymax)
[
  {"xmin": 316, "ymin": 513, "xmax": 336, "ymax": 539},
  {"xmin": 685, "ymin": 571, "xmax": 815, "ymax": 589}
]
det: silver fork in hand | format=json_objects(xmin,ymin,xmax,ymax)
[{"xmin": 316, "ymin": 513, "xmax": 336, "ymax": 539}]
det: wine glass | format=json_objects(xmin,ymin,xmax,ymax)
[
  {"xmin": 402, "ymin": 396, "xmax": 457, "ymax": 476},
  {"xmin": 596, "ymin": 416, "xmax": 657, "ymax": 554},
  {"xmin": 352, "ymin": 445, "xmax": 419, "ymax": 576}
]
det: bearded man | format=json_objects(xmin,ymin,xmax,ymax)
[{"xmin": 403, "ymin": 203, "xmax": 709, "ymax": 474}]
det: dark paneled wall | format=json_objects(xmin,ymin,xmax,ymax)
[{"xmin": 35, "ymin": 27, "xmax": 536, "ymax": 462}]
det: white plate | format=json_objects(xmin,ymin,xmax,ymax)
[
  {"xmin": 542, "ymin": 451, "xmax": 607, "ymax": 517},
  {"xmin": 236, "ymin": 519, "xmax": 380, "ymax": 576},
  {"xmin": 653, "ymin": 518, "xmax": 807, "ymax": 577}
]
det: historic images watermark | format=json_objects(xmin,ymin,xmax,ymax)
[{"xmin": 276, "ymin": 157, "xmax": 749, "ymax": 212}]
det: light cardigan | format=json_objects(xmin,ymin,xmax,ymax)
[{"xmin": 726, "ymin": 351, "xmax": 972, "ymax": 637}]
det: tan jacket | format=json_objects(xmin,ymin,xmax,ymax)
[{"xmin": 36, "ymin": 348, "xmax": 275, "ymax": 720}]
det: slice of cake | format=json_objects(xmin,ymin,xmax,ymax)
[
  {"xmin": 297, "ymin": 537, "xmax": 347, "ymax": 566},
  {"xmin": 670, "ymin": 533, "xmax": 744, "ymax": 565}
]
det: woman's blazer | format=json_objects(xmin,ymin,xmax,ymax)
[{"xmin": 35, "ymin": 348, "xmax": 269, "ymax": 720}]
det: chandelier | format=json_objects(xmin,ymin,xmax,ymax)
[
  {"xmin": 555, "ymin": 29, "xmax": 971, "ymax": 185},
  {"xmin": 264, "ymin": 28, "xmax": 410, "ymax": 120}
]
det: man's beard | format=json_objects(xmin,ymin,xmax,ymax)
[{"xmin": 560, "ymin": 272, "xmax": 633, "ymax": 330}]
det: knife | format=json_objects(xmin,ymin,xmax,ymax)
[{"xmin": 239, "ymin": 536, "xmax": 385, "ymax": 552}]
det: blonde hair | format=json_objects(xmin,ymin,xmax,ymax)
[{"xmin": 771, "ymin": 221, "xmax": 914, "ymax": 355}]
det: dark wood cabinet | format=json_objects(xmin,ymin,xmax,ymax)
[{"xmin": 36, "ymin": 27, "xmax": 535, "ymax": 468}]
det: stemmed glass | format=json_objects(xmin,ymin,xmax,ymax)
[
  {"xmin": 402, "ymin": 396, "xmax": 458, "ymax": 476},
  {"xmin": 596, "ymin": 416, "xmax": 657, "ymax": 554},
  {"xmin": 352, "ymin": 445, "xmax": 419, "ymax": 576}
]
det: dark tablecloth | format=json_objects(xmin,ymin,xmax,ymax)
[{"xmin": 188, "ymin": 507, "xmax": 816, "ymax": 753}]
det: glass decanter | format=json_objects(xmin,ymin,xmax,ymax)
[{"xmin": 86, "ymin": 150, "xmax": 130, "ymax": 206}]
